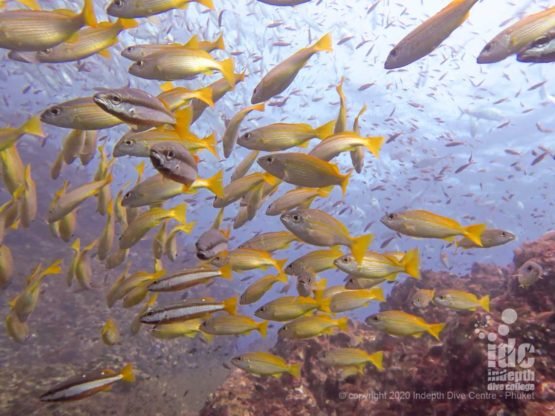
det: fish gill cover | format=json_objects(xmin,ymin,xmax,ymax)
[{"xmin": 0, "ymin": 0, "xmax": 553, "ymax": 415}]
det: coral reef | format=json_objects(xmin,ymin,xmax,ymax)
[{"xmin": 201, "ymin": 233, "xmax": 555, "ymax": 416}]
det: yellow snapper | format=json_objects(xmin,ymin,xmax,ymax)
[
  {"xmin": 365, "ymin": 310, "xmax": 445, "ymax": 340},
  {"xmin": 231, "ymin": 150, "xmax": 260, "ymax": 182},
  {"xmin": 0, "ymin": 0, "xmax": 97, "ymax": 51},
  {"xmin": 334, "ymin": 77, "xmax": 347, "ymax": 134},
  {"xmin": 20, "ymin": 164, "xmax": 37, "ymax": 228},
  {"xmin": 113, "ymin": 126, "xmax": 218, "ymax": 158},
  {"xmin": 41, "ymin": 97, "xmax": 122, "ymax": 130},
  {"xmin": 213, "ymin": 172, "xmax": 278, "ymax": 208},
  {"xmin": 0, "ymin": 145, "xmax": 25, "ymax": 194},
  {"xmin": 148, "ymin": 267, "xmax": 226, "ymax": 292},
  {"xmin": 240, "ymin": 273, "xmax": 288, "ymax": 305},
  {"xmin": 209, "ymin": 248, "xmax": 287, "ymax": 279},
  {"xmin": 141, "ymin": 297, "xmax": 237, "ymax": 324},
  {"xmin": 285, "ymin": 247, "xmax": 344, "ymax": 276},
  {"xmin": 321, "ymin": 348, "xmax": 383, "ymax": 372},
  {"xmin": 329, "ymin": 287, "xmax": 385, "ymax": 313},
  {"xmin": 350, "ymin": 104, "xmax": 368, "ymax": 173},
  {"xmin": 192, "ymin": 72, "xmax": 245, "ymax": 123},
  {"xmin": 11, "ymin": 259, "xmax": 62, "ymax": 322},
  {"xmin": 40, "ymin": 364, "xmax": 134, "ymax": 402},
  {"xmin": 151, "ymin": 319, "xmax": 212, "ymax": 342},
  {"xmin": 129, "ymin": 49, "xmax": 235, "ymax": 87},
  {"xmin": 165, "ymin": 223, "xmax": 191, "ymax": 261},
  {"xmin": 223, "ymin": 103, "xmax": 265, "ymax": 158},
  {"xmin": 61, "ymin": 129, "xmax": 86, "ymax": 164},
  {"xmin": 411, "ymin": 288, "xmax": 435, "ymax": 308},
  {"xmin": 457, "ymin": 228, "xmax": 515, "ymax": 249},
  {"xmin": 258, "ymin": 153, "xmax": 350, "ymax": 195},
  {"xmin": 385, "ymin": 0, "xmax": 479, "ymax": 69},
  {"xmin": 237, "ymin": 120, "xmax": 335, "ymax": 151},
  {"xmin": 35, "ymin": 18, "xmax": 137, "ymax": 63},
  {"xmin": 381, "ymin": 210, "xmax": 485, "ymax": 247},
  {"xmin": 266, "ymin": 186, "xmax": 333, "ymax": 216},
  {"xmin": 122, "ymin": 33, "xmax": 224, "ymax": 60},
  {"xmin": 158, "ymin": 81, "xmax": 214, "ymax": 110},
  {"xmin": 48, "ymin": 174, "xmax": 112, "ymax": 223},
  {"xmin": 200, "ymin": 315, "xmax": 268, "ymax": 337},
  {"xmin": 278, "ymin": 315, "xmax": 348, "ymax": 339},
  {"xmin": 0, "ymin": 115, "xmax": 44, "ymax": 151},
  {"xmin": 5, "ymin": 312, "xmax": 30, "ymax": 343},
  {"xmin": 119, "ymin": 203, "xmax": 192, "ymax": 249},
  {"xmin": 101, "ymin": 318, "xmax": 121, "ymax": 345},
  {"xmin": 107, "ymin": 0, "xmax": 214, "ymax": 18},
  {"xmin": 309, "ymin": 131, "xmax": 384, "ymax": 161},
  {"xmin": 478, "ymin": 6, "xmax": 555, "ymax": 64},
  {"xmin": 254, "ymin": 295, "xmax": 331, "ymax": 321},
  {"xmin": 251, "ymin": 33, "xmax": 332, "ymax": 103},
  {"xmin": 433, "ymin": 289, "xmax": 490, "ymax": 312},
  {"xmin": 0, "ymin": 244, "xmax": 14, "ymax": 289},
  {"xmin": 231, "ymin": 352, "xmax": 301, "ymax": 378},
  {"xmin": 334, "ymin": 248, "xmax": 420, "ymax": 281},
  {"xmin": 97, "ymin": 204, "xmax": 115, "ymax": 261},
  {"xmin": 345, "ymin": 276, "xmax": 385, "ymax": 290},
  {"xmin": 238, "ymin": 231, "xmax": 298, "ymax": 253},
  {"xmin": 122, "ymin": 170, "xmax": 222, "ymax": 207},
  {"xmin": 281, "ymin": 209, "xmax": 372, "ymax": 264}
]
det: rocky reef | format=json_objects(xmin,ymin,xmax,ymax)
[{"xmin": 200, "ymin": 232, "xmax": 555, "ymax": 416}]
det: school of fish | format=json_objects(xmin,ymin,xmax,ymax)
[{"xmin": 0, "ymin": 0, "xmax": 552, "ymax": 402}]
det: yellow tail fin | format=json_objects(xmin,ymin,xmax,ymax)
[
  {"xmin": 402, "ymin": 248, "xmax": 420, "ymax": 279},
  {"xmin": 289, "ymin": 363, "xmax": 301, "ymax": 378},
  {"xmin": 480, "ymin": 295, "xmax": 490, "ymax": 312},
  {"xmin": 368, "ymin": 286, "xmax": 384, "ymax": 302},
  {"xmin": 204, "ymin": 170, "xmax": 224, "ymax": 197},
  {"xmin": 214, "ymin": 33, "xmax": 225, "ymax": 50},
  {"xmin": 249, "ymin": 102, "xmax": 266, "ymax": 112},
  {"xmin": 220, "ymin": 263, "xmax": 232, "ymax": 280},
  {"xmin": 194, "ymin": 86, "xmax": 215, "ymax": 107},
  {"xmin": 160, "ymin": 81, "xmax": 175, "ymax": 92},
  {"xmin": 463, "ymin": 223, "xmax": 486, "ymax": 247},
  {"xmin": 340, "ymin": 170, "xmax": 351, "ymax": 197},
  {"xmin": 174, "ymin": 107, "xmax": 193, "ymax": 139},
  {"xmin": 223, "ymin": 297, "xmax": 237, "ymax": 315},
  {"xmin": 258, "ymin": 320, "xmax": 268, "ymax": 338},
  {"xmin": 120, "ymin": 363, "xmax": 135, "ymax": 383},
  {"xmin": 71, "ymin": 238, "xmax": 81, "ymax": 252},
  {"xmin": 117, "ymin": 18, "xmax": 138, "ymax": 30},
  {"xmin": 195, "ymin": 0, "xmax": 214, "ymax": 10},
  {"xmin": 317, "ymin": 296, "xmax": 331, "ymax": 313},
  {"xmin": 16, "ymin": 0, "xmax": 40, "ymax": 10},
  {"xmin": 427, "ymin": 323, "xmax": 445, "ymax": 341},
  {"xmin": 350, "ymin": 233, "xmax": 373, "ymax": 264},
  {"xmin": 275, "ymin": 273, "xmax": 288, "ymax": 284},
  {"xmin": 219, "ymin": 58, "xmax": 236, "ymax": 88},
  {"xmin": 21, "ymin": 115, "xmax": 45, "ymax": 138},
  {"xmin": 311, "ymin": 32, "xmax": 333, "ymax": 53},
  {"xmin": 171, "ymin": 203, "xmax": 187, "ymax": 224},
  {"xmin": 364, "ymin": 136, "xmax": 384, "ymax": 159},
  {"xmin": 81, "ymin": 0, "xmax": 97, "ymax": 27},
  {"xmin": 368, "ymin": 351, "xmax": 384, "ymax": 371},
  {"xmin": 336, "ymin": 317, "xmax": 349, "ymax": 331},
  {"xmin": 274, "ymin": 258, "xmax": 287, "ymax": 275},
  {"xmin": 314, "ymin": 120, "xmax": 335, "ymax": 140},
  {"xmin": 201, "ymin": 132, "xmax": 218, "ymax": 158},
  {"xmin": 41, "ymin": 259, "xmax": 63, "ymax": 277}
]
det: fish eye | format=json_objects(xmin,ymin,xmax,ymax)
[
  {"xmin": 49, "ymin": 107, "xmax": 62, "ymax": 116},
  {"xmin": 110, "ymin": 94, "xmax": 122, "ymax": 104},
  {"xmin": 136, "ymin": 60, "xmax": 144, "ymax": 67},
  {"xmin": 501, "ymin": 232, "xmax": 506, "ymax": 236},
  {"xmin": 390, "ymin": 49, "xmax": 397, "ymax": 57},
  {"xmin": 259, "ymin": 306, "xmax": 266, "ymax": 312},
  {"xmin": 245, "ymin": 133, "xmax": 252, "ymax": 139},
  {"xmin": 114, "ymin": 0, "xmax": 124, "ymax": 7},
  {"xmin": 124, "ymin": 139, "xmax": 134, "ymax": 146},
  {"xmin": 126, "ymin": 46, "xmax": 134, "ymax": 52},
  {"xmin": 482, "ymin": 44, "xmax": 491, "ymax": 52},
  {"xmin": 42, "ymin": 48, "xmax": 52, "ymax": 55},
  {"xmin": 266, "ymin": 156, "xmax": 274, "ymax": 163},
  {"xmin": 292, "ymin": 214, "xmax": 300, "ymax": 222},
  {"xmin": 371, "ymin": 315, "xmax": 379, "ymax": 321},
  {"xmin": 341, "ymin": 257, "xmax": 349, "ymax": 263},
  {"xmin": 167, "ymin": 150, "xmax": 175, "ymax": 159},
  {"xmin": 236, "ymin": 356, "xmax": 243, "ymax": 361},
  {"xmin": 526, "ymin": 265, "xmax": 533, "ymax": 272},
  {"xmin": 123, "ymin": 191, "xmax": 132, "ymax": 200},
  {"xmin": 387, "ymin": 213, "xmax": 395, "ymax": 220}
]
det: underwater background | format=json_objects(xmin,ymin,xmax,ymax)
[{"xmin": 0, "ymin": 0, "xmax": 554, "ymax": 415}]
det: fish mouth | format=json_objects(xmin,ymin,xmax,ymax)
[{"xmin": 149, "ymin": 150, "xmax": 164, "ymax": 168}]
